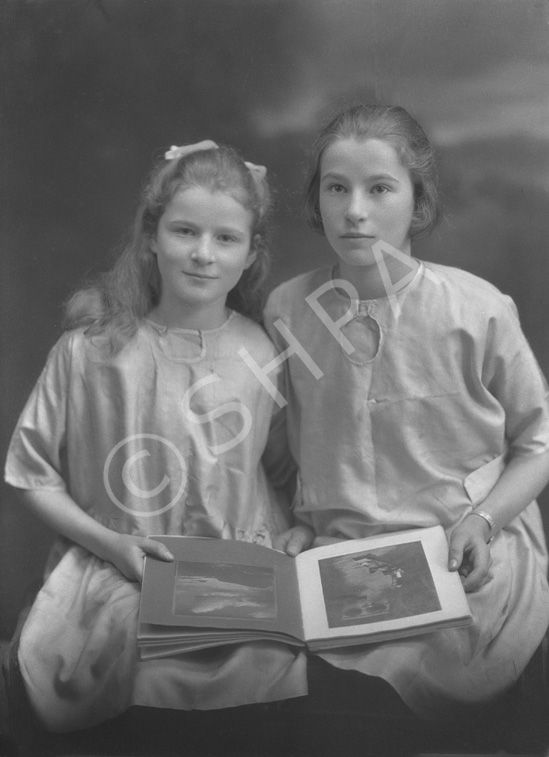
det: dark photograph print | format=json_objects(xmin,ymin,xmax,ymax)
[
  {"xmin": 319, "ymin": 542, "xmax": 441, "ymax": 629},
  {"xmin": 172, "ymin": 561, "xmax": 277, "ymax": 620}
]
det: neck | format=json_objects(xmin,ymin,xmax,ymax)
[
  {"xmin": 149, "ymin": 300, "xmax": 230, "ymax": 331},
  {"xmin": 336, "ymin": 251, "xmax": 419, "ymax": 301}
]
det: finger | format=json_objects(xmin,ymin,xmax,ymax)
[
  {"xmin": 448, "ymin": 532, "xmax": 468, "ymax": 571},
  {"xmin": 140, "ymin": 539, "xmax": 174, "ymax": 562},
  {"xmin": 461, "ymin": 548, "xmax": 492, "ymax": 592},
  {"xmin": 285, "ymin": 529, "xmax": 310, "ymax": 557},
  {"xmin": 116, "ymin": 548, "xmax": 145, "ymax": 583},
  {"xmin": 448, "ymin": 545, "xmax": 464, "ymax": 571},
  {"xmin": 129, "ymin": 558, "xmax": 145, "ymax": 583},
  {"xmin": 273, "ymin": 531, "xmax": 291, "ymax": 553},
  {"xmin": 458, "ymin": 563, "xmax": 471, "ymax": 578},
  {"xmin": 462, "ymin": 567, "xmax": 488, "ymax": 592}
]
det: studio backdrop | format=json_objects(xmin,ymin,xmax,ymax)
[{"xmin": 1, "ymin": 0, "xmax": 548, "ymax": 639}]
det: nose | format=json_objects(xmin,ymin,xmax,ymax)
[
  {"xmin": 344, "ymin": 191, "xmax": 368, "ymax": 224},
  {"xmin": 191, "ymin": 236, "xmax": 215, "ymax": 264}
]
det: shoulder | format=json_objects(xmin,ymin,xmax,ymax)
[
  {"xmin": 49, "ymin": 325, "xmax": 146, "ymax": 369},
  {"xmin": 421, "ymin": 261, "xmax": 510, "ymax": 301},
  {"xmin": 265, "ymin": 268, "xmax": 332, "ymax": 318},
  {"xmin": 22, "ymin": 329, "xmax": 88, "ymax": 395},
  {"xmin": 228, "ymin": 311, "xmax": 279, "ymax": 363},
  {"xmin": 420, "ymin": 261, "xmax": 518, "ymax": 319},
  {"xmin": 43, "ymin": 328, "xmax": 86, "ymax": 365}
]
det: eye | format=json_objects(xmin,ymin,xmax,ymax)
[
  {"xmin": 218, "ymin": 233, "xmax": 239, "ymax": 244},
  {"xmin": 371, "ymin": 185, "xmax": 390, "ymax": 195},
  {"xmin": 175, "ymin": 226, "xmax": 195, "ymax": 236},
  {"xmin": 327, "ymin": 183, "xmax": 347, "ymax": 194}
]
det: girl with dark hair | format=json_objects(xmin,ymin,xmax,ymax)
[
  {"xmin": 4, "ymin": 140, "xmax": 307, "ymax": 732},
  {"xmin": 266, "ymin": 104, "xmax": 549, "ymax": 717}
]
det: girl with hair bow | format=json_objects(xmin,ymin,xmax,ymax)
[{"xmin": 4, "ymin": 140, "xmax": 308, "ymax": 734}]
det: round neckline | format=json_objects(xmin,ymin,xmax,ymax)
[
  {"xmin": 145, "ymin": 309, "xmax": 237, "ymax": 335},
  {"xmin": 330, "ymin": 259, "xmax": 423, "ymax": 305}
]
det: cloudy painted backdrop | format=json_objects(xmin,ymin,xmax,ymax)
[{"xmin": 1, "ymin": 0, "xmax": 548, "ymax": 637}]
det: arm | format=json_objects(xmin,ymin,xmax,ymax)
[
  {"xmin": 7, "ymin": 335, "xmax": 173, "ymax": 581},
  {"xmin": 449, "ymin": 449, "xmax": 549, "ymax": 591},
  {"xmin": 16, "ymin": 488, "xmax": 174, "ymax": 582},
  {"xmin": 450, "ymin": 295, "xmax": 549, "ymax": 592}
]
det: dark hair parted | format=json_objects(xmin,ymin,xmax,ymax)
[
  {"xmin": 64, "ymin": 145, "xmax": 272, "ymax": 352},
  {"xmin": 304, "ymin": 104, "xmax": 441, "ymax": 238}
]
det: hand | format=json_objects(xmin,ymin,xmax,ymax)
[
  {"xmin": 448, "ymin": 516, "xmax": 493, "ymax": 592},
  {"xmin": 273, "ymin": 526, "xmax": 315, "ymax": 556},
  {"xmin": 103, "ymin": 533, "xmax": 174, "ymax": 582}
]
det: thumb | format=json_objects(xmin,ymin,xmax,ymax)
[
  {"xmin": 141, "ymin": 538, "xmax": 174, "ymax": 562},
  {"xmin": 272, "ymin": 532, "xmax": 287, "ymax": 552},
  {"xmin": 448, "ymin": 534, "xmax": 465, "ymax": 572},
  {"xmin": 285, "ymin": 528, "xmax": 311, "ymax": 557}
]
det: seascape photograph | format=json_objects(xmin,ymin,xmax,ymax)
[{"xmin": 172, "ymin": 560, "xmax": 277, "ymax": 621}]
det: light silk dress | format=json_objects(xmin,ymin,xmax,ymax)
[
  {"xmin": 4, "ymin": 312, "xmax": 307, "ymax": 732},
  {"xmin": 264, "ymin": 261, "xmax": 549, "ymax": 719}
]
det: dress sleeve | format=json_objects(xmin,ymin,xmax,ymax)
[
  {"xmin": 262, "ymin": 403, "xmax": 297, "ymax": 493},
  {"xmin": 4, "ymin": 332, "xmax": 73, "ymax": 490},
  {"xmin": 263, "ymin": 287, "xmax": 285, "ymax": 352},
  {"xmin": 261, "ymin": 292, "xmax": 298, "ymax": 496},
  {"xmin": 482, "ymin": 296, "xmax": 549, "ymax": 457}
]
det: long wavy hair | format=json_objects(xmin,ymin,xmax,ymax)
[
  {"xmin": 64, "ymin": 145, "xmax": 272, "ymax": 352},
  {"xmin": 304, "ymin": 104, "xmax": 441, "ymax": 238}
]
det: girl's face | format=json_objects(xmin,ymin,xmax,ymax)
[
  {"xmin": 151, "ymin": 186, "xmax": 255, "ymax": 329},
  {"xmin": 319, "ymin": 137, "xmax": 415, "ymax": 267}
]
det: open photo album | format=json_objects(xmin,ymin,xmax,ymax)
[{"xmin": 137, "ymin": 525, "xmax": 472, "ymax": 660}]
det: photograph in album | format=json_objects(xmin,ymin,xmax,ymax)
[
  {"xmin": 172, "ymin": 562, "xmax": 277, "ymax": 620},
  {"xmin": 138, "ymin": 525, "xmax": 472, "ymax": 659},
  {"xmin": 319, "ymin": 541, "xmax": 441, "ymax": 629}
]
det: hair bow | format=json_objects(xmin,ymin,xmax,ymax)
[
  {"xmin": 244, "ymin": 161, "xmax": 267, "ymax": 179},
  {"xmin": 164, "ymin": 140, "xmax": 218, "ymax": 161},
  {"xmin": 164, "ymin": 142, "xmax": 267, "ymax": 181}
]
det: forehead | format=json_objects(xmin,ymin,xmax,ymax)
[
  {"xmin": 320, "ymin": 138, "xmax": 408, "ymax": 179},
  {"xmin": 164, "ymin": 186, "xmax": 253, "ymax": 228}
]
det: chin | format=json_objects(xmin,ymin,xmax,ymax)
[{"xmin": 337, "ymin": 251, "xmax": 377, "ymax": 268}]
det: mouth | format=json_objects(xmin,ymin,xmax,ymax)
[
  {"xmin": 184, "ymin": 272, "xmax": 217, "ymax": 280},
  {"xmin": 340, "ymin": 233, "xmax": 375, "ymax": 239}
]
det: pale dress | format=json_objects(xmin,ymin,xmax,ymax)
[
  {"xmin": 264, "ymin": 261, "xmax": 549, "ymax": 719},
  {"xmin": 4, "ymin": 312, "xmax": 308, "ymax": 732}
]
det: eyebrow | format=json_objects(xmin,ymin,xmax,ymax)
[
  {"xmin": 321, "ymin": 171, "xmax": 400, "ymax": 183},
  {"xmin": 367, "ymin": 173, "xmax": 400, "ymax": 183},
  {"xmin": 166, "ymin": 219, "xmax": 248, "ymax": 236}
]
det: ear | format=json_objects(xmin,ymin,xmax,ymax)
[
  {"xmin": 243, "ymin": 249, "xmax": 257, "ymax": 270},
  {"xmin": 149, "ymin": 236, "xmax": 158, "ymax": 255},
  {"xmin": 243, "ymin": 237, "xmax": 258, "ymax": 270}
]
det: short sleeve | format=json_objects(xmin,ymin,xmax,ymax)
[
  {"xmin": 261, "ymin": 292, "xmax": 298, "ymax": 493},
  {"xmin": 4, "ymin": 333, "xmax": 72, "ymax": 490},
  {"xmin": 483, "ymin": 296, "xmax": 549, "ymax": 457},
  {"xmin": 263, "ymin": 288, "xmax": 284, "ymax": 351},
  {"xmin": 262, "ymin": 403, "xmax": 297, "ymax": 491}
]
